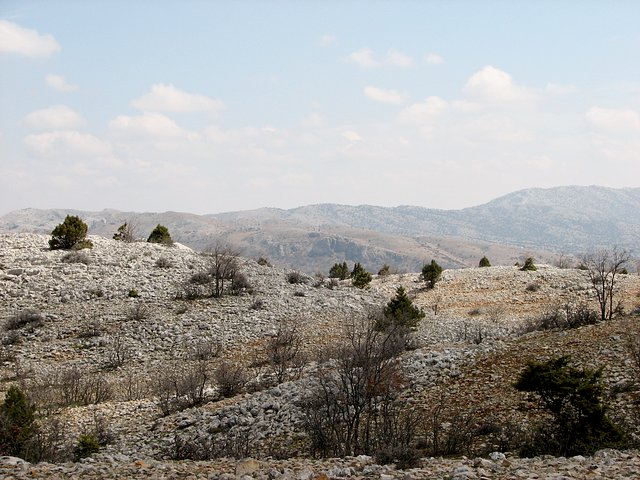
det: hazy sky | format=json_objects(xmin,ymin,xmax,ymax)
[{"xmin": 1, "ymin": 1, "xmax": 639, "ymax": 215}]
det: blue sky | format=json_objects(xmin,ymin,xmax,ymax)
[{"xmin": 1, "ymin": 1, "xmax": 639, "ymax": 215}]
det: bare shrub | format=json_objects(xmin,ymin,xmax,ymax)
[
  {"xmin": 301, "ymin": 317, "xmax": 415, "ymax": 457},
  {"xmin": 214, "ymin": 362, "xmax": 248, "ymax": 398},
  {"xmin": 287, "ymin": 271, "xmax": 307, "ymax": 284},
  {"xmin": 187, "ymin": 338, "xmax": 221, "ymax": 361},
  {"xmin": 61, "ymin": 251, "xmax": 91, "ymax": 265},
  {"xmin": 206, "ymin": 242, "xmax": 241, "ymax": 297},
  {"xmin": 78, "ymin": 319, "xmax": 102, "ymax": 338},
  {"xmin": 190, "ymin": 271, "xmax": 211, "ymax": 285},
  {"xmin": 5, "ymin": 310, "xmax": 44, "ymax": 331},
  {"xmin": 526, "ymin": 282, "xmax": 540, "ymax": 292},
  {"xmin": 103, "ymin": 334, "xmax": 132, "ymax": 370},
  {"xmin": 151, "ymin": 361, "xmax": 209, "ymax": 415},
  {"xmin": 118, "ymin": 369, "xmax": 150, "ymax": 401},
  {"xmin": 127, "ymin": 301, "xmax": 147, "ymax": 321},
  {"xmin": 266, "ymin": 322, "xmax": 307, "ymax": 384},
  {"xmin": 532, "ymin": 302, "xmax": 599, "ymax": 331},
  {"xmin": 230, "ymin": 272, "xmax": 252, "ymax": 295},
  {"xmin": 250, "ymin": 299, "xmax": 265, "ymax": 310},
  {"xmin": 155, "ymin": 256, "xmax": 173, "ymax": 268}
]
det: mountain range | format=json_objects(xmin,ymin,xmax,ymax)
[{"xmin": 1, "ymin": 185, "xmax": 638, "ymax": 273}]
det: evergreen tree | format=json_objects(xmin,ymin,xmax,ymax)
[
  {"xmin": 350, "ymin": 262, "xmax": 366, "ymax": 279},
  {"xmin": 329, "ymin": 262, "xmax": 349, "ymax": 280},
  {"xmin": 147, "ymin": 224, "xmax": 173, "ymax": 245},
  {"xmin": 378, "ymin": 286, "xmax": 425, "ymax": 330},
  {"xmin": 479, "ymin": 256, "xmax": 491, "ymax": 267},
  {"xmin": 0, "ymin": 385, "xmax": 36, "ymax": 458},
  {"xmin": 421, "ymin": 260, "xmax": 442, "ymax": 289},
  {"xmin": 352, "ymin": 268, "xmax": 372, "ymax": 289},
  {"xmin": 521, "ymin": 257, "xmax": 537, "ymax": 271},
  {"xmin": 49, "ymin": 215, "xmax": 91, "ymax": 250}
]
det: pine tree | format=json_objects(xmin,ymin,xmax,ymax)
[
  {"xmin": 147, "ymin": 224, "xmax": 173, "ymax": 245},
  {"xmin": 49, "ymin": 215, "xmax": 91, "ymax": 250},
  {"xmin": 421, "ymin": 260, "xmax": 442, "ymax": 289},
  {"xmin": 479, "ymin": 256, "xmax": 491, "ymax": 267},
  {"xmin": 378, "ymin": 286, "xmax": 425, "ymax": 330}
]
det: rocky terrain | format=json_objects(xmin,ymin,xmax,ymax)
[{"xmin": 1, "ymin": 232, "xmax": 640, "ymax": 478}]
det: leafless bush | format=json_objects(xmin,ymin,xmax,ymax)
[
  {"xmin": 250, "ymin": 299, "xmax": 265, "ymax": 310},
  {"xmin": 187, "ymin": 338, "xmax": 221, "ymax": 361},
  {"xmin": 155, "ymin": 256, "xmax": 173, "ymax": 268},
  {"xmin": 230, "ymin": 272, "xmax": 252, "ymax": 295},
  {"xmin": 78, "ymin": 319, "xmax": 102, "ymax": 338},
  {"xmin": 61, "ymin": 251, "xmax": 91, "ymax": 265},
  {"xmin": 526, "ymin": 282, "xmax": 540, "ymax": 292},
  {"xmin": 287, "ymin": 271, "xmax": 307, "ymax": 284},
  {"xmin": 151, "ymin": 361, "xmax": 209, "ymax": 415},
  {"xmin": 531, "ymin": 302, "xmax": 599, "ymax": 331},
  {"xmin": 266, "ymin": 322, "xmax": 307, "ymax": 384},
  {"xmin": 301, "ymin": 316, "xmax": 414, "ymax": 458},
  {"xmin": 214, "ymin": 362, "xmax": 248, "ymax": 398},
  {"xmin": 314, "ymin": 272, "xmax": 325, "ymax": 288},
  {"xmin": 5, "ymin": 310, "xmax": 44, "ymax": 331},
  {"xmin": 206, "ymin": 242, "xmax": 241, "ymax": 297},
  {"xmin": 103, "ymin": 334, "xmax": 132, "ymax": 370},
  {"xmin": 117, "ymin": 369, "xmax": 150, "ymax": 401},
  {"xmin": 190, "ymin": 271, "xmax": 211, "ymax": 285},
  {"xmin": 127, "ymin": 301, "xmax": 147, "ymax": 321}
]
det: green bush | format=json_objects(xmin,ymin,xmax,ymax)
[
  {"xmin": 479, "ymin": 256, "xmax": 491, "ymax": 267},
  {"xmin": 329, "ymin": 261, "xmax": 349, "ymax": 280},
  {"xmin": 74, "ymin": 434, "xmax": 100, "ymax": 461},
  {"xmin": 521, "ymin": 257, "xmax": 537, "ymax": 271},
  {"xmin": 49, "ymin": 215, "xmax": 91, "ymax": 250},
  {"xmin": 378, "ymin": 286, "xmax": 425, "ymax": 331},
  {"xmin": 352, "ymin": 269, "xmax": 372, "ymax": 289},
  {"xmin": 515, "ymin": 356, "xmax": 625, "ymax": 456},
  {"xmin": 0, "ymin": 385, "xmax": 36, "ymax": 459},
  {"xmin": 421, "ymin": 260, "xmax": 442, "ymax": 289},
  {"xmin": 378, "ymin": 264, "xmax": 391, "ymax": 276},
  {"xmin": 147, "ymin": 224, "xmax": 173, "ymax": 245}
]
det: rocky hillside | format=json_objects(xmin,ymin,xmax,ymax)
[
  {"xmin": 1, "ymin": 186, "xmax": 637, "ymax": 274},
  {"xmin": 1, "ymin": 233, "xmax": 640, "ymax": 478}
]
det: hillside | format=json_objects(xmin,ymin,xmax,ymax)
[
  {"xmin": 1, "ymin": 186, "xmax": 637, "ymax": 274},
  {"xmin": 1, "ymin": 233, "xmax": 640, "ymax": 477}
]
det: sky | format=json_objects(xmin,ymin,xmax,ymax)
[{"xmin": 1, "ymin": 1, "xmax": 639, "ymax": 215}]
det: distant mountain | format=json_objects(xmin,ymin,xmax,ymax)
[{"xmin": 1, "ymin": 186, "xmax": 637, "ymax": 273}]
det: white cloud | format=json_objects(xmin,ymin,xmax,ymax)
[
  {"xmin": 109, "ymin": 112, "xmax": 188, "ymax": 138},
  {"xmin": 46, "ymin": 74, "xmax": 77, "ymax": 92},
  {"xmin": 302, "ymin": 112, "xmax": 324, "ymax": 128},
  {"xmin": 364, "ymin": 86, "xmax": 407, "ymax": 105},
  {"xmin": 25, "ymin": 130, "xmax": 111, "ymax": 157},
  {"xmin": 347, "ymin": 48, "xmax": 414, "ymax": 68},
  {"xmin": 546, "ymin": 83, "xmax": 577, "ymax": 95},
  {"xmin": 0, "ymin": 20, "xmax": 60, "ymax": 57},
  {"xmin": 586, "ymin": 107, "xmax": 640, "ymax": 133},
  {"xmin": 398, "ymin": 96, "xmax": 448, "ymax": 123},
  {"xmin": 424, "ymin": 53, "xmax": 444, "ymax": 65},
  {"xmin": 23, "ymin": 105, "xmax": 85, "ymax": 129},
  {"xmin": 347, "ymin": 47, "xmax": 378, "ymax": 67},
  {"xmin": 318, "ymin": 34, "xmax": 336, "ymax": 46},
  {"xmin": 342, "ymin": 130, "xmax": 362, "ymax": 142},
  {"xmin": 132, "ymin": 84, "xmax": 225, "ymax": 113},
  {"xmin": 385, "ymin": 49, "xmax": 414, "ymax": 67},
  {"xmin": 463, "ymin": 66, "xmax": 534, "ymax": 103}
]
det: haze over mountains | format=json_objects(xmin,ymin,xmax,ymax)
[{"xmin": 1, "ymin": 185, "xmax": 638, "ymax": 273}]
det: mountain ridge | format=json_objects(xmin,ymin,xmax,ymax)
[{"xmin": 1, "ymin": 185, "xmax": 638, "ymax": 273}]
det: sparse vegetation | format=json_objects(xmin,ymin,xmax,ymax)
[
  {"xmin": 515, "ymin": 356, "xmax": 625, "ymax": 456},
  {"xmin": 49, "ymin": 215, "xmax": 91, "ymax": 250},
  {"xmin": 421, "ymin": 259, "xmax": 442, "ymax": 289},
  {"xmin": 113, "ymin": 221, "xmax": 137, "ymax": 243},
  {"xmin": 147, "ymin": 224, "xmax": 173, "ymax": 245},
  {"xmin": 520, "ymin": 257, "xmax": 537, "ymax": 271}
]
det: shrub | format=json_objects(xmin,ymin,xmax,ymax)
[
  {"xmin": 230, "ymin": 272, "xmax": 252, "ymax": 295},
  {"xmin": 61, "ymin": 251, "xmax": 91, "ymax": 265},
  {"xmin": 113, "ymin": 222, "xmax": 136, "ymax": 242},
  {"xmin": 74, "ymin": 434, "xmax": 100, "ymax": 461},
  {"xmin": 5, "ymin": 310, "xmax": 44, "ymax": 331},
  {"xmin": 257, "ymin": 256, "xmax": 271, "ymax": 266},
  {"xmin": 479, "ymin": 256, "xmax": 491, "ymax": 267},
  {"xmin": 521, "ymin": 257, "xmax": 537, "ymax": 271},
  {"xmin": 350, "ymin": 262, "xmax": 366, "ymax": 279},
  {"xmin": 378, "ymin": 264, "xmax": 391, "ymax": 276},
  {"xmin": 526, "ymin": 282, "xmax": 540, "ymax": 292},
  {"xmin": 352, "ymin": 269, "xmax": 372, "ymax": 289},
  {"xmin": 0, "ymin": 385, "xmax": 36, "ymax": 459},
  {"xmin": 515, "ymin": 356, "xmax": 625, "ymax": 456},
  {"xmin": 214, "ymin": 362, "xmax": 248, "ymax": 398},
  {"xmin": 128, "ymin": 289, "xmax": 139, "ymax": 298},
  {"xmin": 329, "ymin": 262, "xmax": 349, "ymax": 280},
  {"xmin": 49, "ymin": 215, "xmax": 90, "ymax": 250},
  {"xmin": 421, "ymin": 260, "xmax": 442, "ymax": 289},
  {"xmin": 250, "ymin": 299, "xmax": 265, "ymax": 310},
  {"xmin": 378, "ymin": 286, "xmax": 425, "ymax": 331},
  {"xmin": 147, "ymin": 224, "xmax": 173, "ymax": 245},
  {"xmin": 287, "ymin": 271, "xmax": 306, "ymax": 284},
  {"xmin": 155, "ymin": 256, "xmax": 173, "ymax": 268},
  {"xmin": 190, "ymin": 271, "xmax": 211, "ymax": 285}
]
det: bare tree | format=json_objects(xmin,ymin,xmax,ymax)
[
  {"xmin": 266, "ymin": 321, "xmax": 306, "ymax": 384},
  {"xmin": 581, "ymin": 248, "xmax": 630, "ymax": 321},
  {"xmin": 206, "ymin": 242, "xmax": 241, "ymax": 298},
  {"xmin": 302, "ymin": 316, "xmax": 414, "ymax": 457},
  {"xmin": 113, "ymin": 220, "xmax": 138, "ymax": 242}
]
